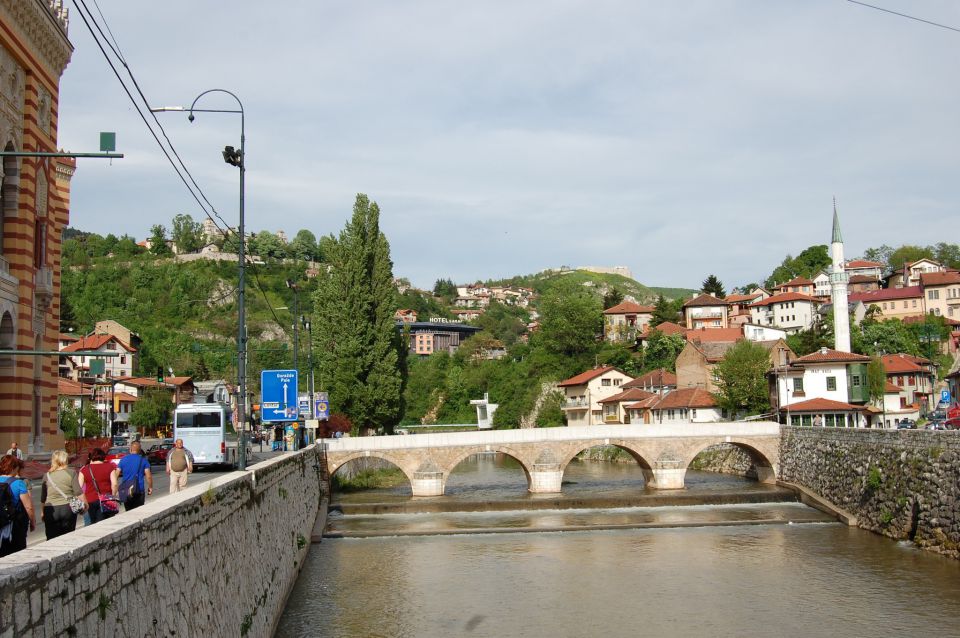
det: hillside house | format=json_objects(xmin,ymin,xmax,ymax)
[
  {"xmin": 776, "ymin": 349, "xmax": 871, "ymax": 420},
  {"xmin": 598, "ymin": 388, "xmax": 657, "ymax": 424},
  {"xmin": 603, "ymin": 301, "xmax": 654, "ymax": 343},
  {"xmin": 60, "ymin": 334, "xmax": 138, "ymax": 381},
  {"xmin": 558, "ymin": 366, "xmax": 634, "ymax": 426},
  {"xmin": 849, "ymin": 287, "xmax": 923, "ymax": 320},
  {"xmin": 748, "ymin": 292, "xmax": 821, "ymax": 333},
  {"xmin": 881, "ymin": 353, "xmax": 937, "ymax": 414},
  {"xmin": 623, "ymin": 369, "xmax": 677, "ymax": 396},
  {"xmin": 682, "ymin": 294, "xmax": 729, "ymax": 330},
  {"xmin": 774, "ymin": 277, "xmax": 816, "ymax": 296},
  {"xmin": 919, "ymin": 271, "xmax": 960, "ymax": 319},
  {"xmin": 649, "ymin": 387, "xmax": 721, "ymax": 424}
]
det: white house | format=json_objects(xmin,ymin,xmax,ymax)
[
  {"xmin": 649, "ymin": 387, "xmax": 722, "ymax": 424},
  {"xmin": 683, "ymin": 294, "xmax": 729, "ymax": 330},
  {"xmin": 775, "ymin": 349, "xmax": 871, "ymax": 418},
  {"xmin": 742, "ymin": 323, "xmax": 787, "ymax": 343},
  {"xmin": 558, "ymin": 366, "xmax": 635, "ymax": 426},
  {"xmin": 748, "ymin": 292, "xmax": 822, "ymax": 334},
  {"xmin": 603, "ymin": 301, "xmax": 654, "ymax": 343}
]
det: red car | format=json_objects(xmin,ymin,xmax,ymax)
[
  {"xmin": 105, "ymin": 446, "xmax": 128, "ymax": 465},
  {"xmin": 146, "ymin": 442, "xmax": 174, "ymax": 465}
]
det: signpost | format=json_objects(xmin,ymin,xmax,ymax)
[
  {"xmin": 315, "ymin": 392, "xmax": 330, "ymax": 421},
  {"xmin": 260, "ymin": 369, "xmax": 299, "ymax": 423},
  {"xmin": 941, "ymin": 390, "xmax": 951, "ymax": 405}
]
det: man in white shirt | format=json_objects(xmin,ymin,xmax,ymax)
[{"xmin": 5, "ymin": 442, "xmax": 22, "ymax": 460}]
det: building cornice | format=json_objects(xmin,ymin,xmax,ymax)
[{"xmin": 0, "ymin": 0, "xmax": 73, "ymax": 78}]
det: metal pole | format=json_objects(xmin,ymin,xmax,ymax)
[{"xmin": 292, "ymin": 286, "xmax": 299, "ymax": 374}]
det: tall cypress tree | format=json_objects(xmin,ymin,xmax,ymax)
[{"xmin": 314, "ymin": 194, "xmax": 403, "ymax": 434}]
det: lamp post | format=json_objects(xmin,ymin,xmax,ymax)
[
  {"xmin": 286, "ymin": 280, "xmax": 300, "ymax": 374},
  {"xmin": 302, "ymin": 316, "xmax": 315, "ymax": 420},
  {"xmin": 151, "ymin": 89, "xmax": 247, "ymax": 469}
]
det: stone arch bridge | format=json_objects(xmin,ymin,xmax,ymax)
[{"xmin": 323, "ymin": 422, "xmax": 781, "ymax": 496}]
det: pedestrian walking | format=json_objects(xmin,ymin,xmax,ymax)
[
  {"xmin": 77, "ymin": 448, "xmax": 119, "ymax": 525},
  {"xmin": 5, "ymin": 442, "xmax": 22, "ymax": 460},
  {"xmin": 40, "ymin": 449, "xmax": 84, "ymax": 540},
  {"xmin": 117, "ymin": 441, "xmax": 152, "ymax": 511},
  {"xmin": 166, "ymin": 438, "xmax": 193, "ymax": 493},
  {"xmin": 0, "ymin": 454, "xmax": 36, "ymax": 556}
]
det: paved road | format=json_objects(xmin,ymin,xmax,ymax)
[{"xmin": 23, "ymin": 447, "xmax": 281, "ymax": 547}]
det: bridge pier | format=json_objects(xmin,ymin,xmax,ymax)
[
  {"xmin": 528, "ymin": 463, "xmax": 563, "ymax": 493},
  {"xmin": 411, "ymin": 471, "xmax": 445, "ymax": 497},
  {"xmin": 648, "ymin": 468, "xmax": 686, "ymax": 490}
]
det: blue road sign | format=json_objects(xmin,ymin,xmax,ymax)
[
  {"xmin": 261, "ymin": 369, "xmax": 299, "ymax": 422},
  {"xmin": 941, "ymin": 390, "xmax": 951, "ymax": 404},
  {"xmin": 315, "ymin": 392, "xmax": 330, "ymax": 420}
]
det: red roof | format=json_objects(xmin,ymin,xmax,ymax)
[
  {"xmin": 58, "ymin": 378, "xmax": 93, "ymax": 396},
  {"xmin": 60, "ymin": 334, "xmax": 137, "ymax": 353},
  {"xmin": 686, "ymin": 327, "xmax": 743, "ymax": 343},
  {"xmin": 624, "ymin": 368, "xmax": 677, "ymax": 388},
  {"xmin": 793, "ymin": 349, "xmax": 871, "ymax": 364},
  {"xmin": 683, "ymin": 293, "xmax": 727, "ymax": 308},
  {"xmin": 849, "ymin": 286, "xmax": 923, "ymax": 303},
  {"xmin": 919, "ymin": 271, "xmax": 960, "ymax": 287},
  {"xmin": 652, "ymin": 387, "xmax": 717, "ymax": 410},
  {"xmin": 884, "ymin": 382, "xmax": 901, "ymax": 393},
  {"xmin": 603, "ymin": 301, "xmax": 655, "ymax": 315},
  {"xmin": 624, "ymin": 395, "xmax": 659, "ymax": 410},
  {"xmin": 558, "ymin": 366, "xmax": 629, "ymax": 387},
  {"xmin": 880, "ymin": 353, "xmax": 932, "ymax": 374},
  {"xmin": 786, "ymin": 397, "xmax": 862, "ymax": 412},
  {"xmin": 725, "ymin": 292, "xmax": 762, "ymax": 304},
  {"xmin": 114, "ymin": 392, "xmax": 139, "ymax": 402},
  {"xmin": 845, "ymin": 260, "xmax": 883, "ymax": 269},
  {"xmin": 598, "ymin": 388, "xmax": 656, "ymax": 404},
  {"xmin": 749, "ymin": 292, "xmax": 820, "ymax": 308},
  {"xmin": 848, "ymin": 274, "xmax": 879, "ymax": 284},
  {"xmin": 640, "ymin": 321, "xmax": 687, "ymax": 338},
  {"xmin": 777, "ymin": 277, "xmax": 814, "ymax": 288}
]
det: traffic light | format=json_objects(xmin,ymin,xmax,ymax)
[{"xmin": 156, "ymin": 366, "xmax": 164, "ymax": 383}]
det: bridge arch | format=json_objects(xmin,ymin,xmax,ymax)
[
  {"xmin": 326, "ymin": 452, "xmax": 415, "ymax": 491},
  {"xmin": 557, "ymin": 440, "xmax": 658, "ymax": 488},
  {"xmin": 682, "ymin": 439, "xmax": 779, "ymax": 484},
  {"xmin": 443, "ymin": 446, "xmax": 533, "ymax": 494}
]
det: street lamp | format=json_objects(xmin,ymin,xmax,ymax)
[
  {"xmin": 302, "ymin": 316, "xmax": 315, "ymax": 420},
  {"xmin": 286, "ymin": 280, "xmax": 300, "ymax": 374},
  {"xmin": 151, "ymin": 89, "xmax": 247, "ymax": 469}
]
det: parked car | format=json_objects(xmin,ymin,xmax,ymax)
[
  {"xmin": 105, "ymin": 446, "xmax": 128, "ymax": 465},
  {"xmin": 943, "ymin": 417, "xmax": 960, "ymax": 431},
  {"xmin": 145, "ymin": 442, "xmax": 174, "ymax": 465},
  {"xmin": 896, "ymin": 419, "xmax": 916, "ymax": 430}
]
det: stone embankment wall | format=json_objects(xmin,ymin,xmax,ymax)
[
  {"xmin": 780, "ymin": 427, "xmax": 960, "ymax": 559},
  {"xmin": 688, "ymin": 443, "xmax": 756, "ymax": 478},
  {"xmin": 0, "ymin": 446, "xmax": 326, "ymax": 637}
]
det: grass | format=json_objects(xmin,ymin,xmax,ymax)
[{"xmin": 333, "ymin": 467, "xmax": 407, "ymax": 491}]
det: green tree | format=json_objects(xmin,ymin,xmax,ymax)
[
  {"xmin": 887, "ymin": 245, "xmax": 933, "ymax": 271},
  {"xmin": 712, "ymin": 340, "xmax": 771, "ymax": 417},
  {"xmin": 530, "ymin": 287, "xmax": 602, "ymax": 378},
  {"xmin": 786, "ymin": 315, "xmax": 833, "ymax": 356},
  {"xmin": 765, "ymin": 245, "xmax": 830, "ymax": 289},
  {"xmin": 867, "ymin": 356, "xmax": 887, "ymax": 406},
  {"xmin": 313, "ymin": 194, "xmax": 403, "ymax": 435},
  {"xmin": 602, "ymin": 286, "xmax": 625, "ymax": 309},
  {"xmin": 432, "ymin": 278, "xmax": 457, "ymax": 298},
  {"xmin": 171, "ymin": 213, "xmax": 204, "ymax": 254},
  {"xmin": 249, "ymin": 231, "xmax": 285, "ymax": 260},
  {"xmin": 861, "ymin": 320, "xmax": 918, "ymax": 357},
  {"xmin": 701, "ymin": 275, "xmax": 726, "ymax": 298},
  {"xmin": 128, "ymin": 389, "xmax": 173, "ymax": 434},
  {"xmin": 289, "ymin": 229, "xmax": 320, "ymax": 261},
  {"xmin": 862, "ymin": 245, "xmax": 893, "ymax": 267},
  {"xmin": 932, "ymin": 242, "xmax": 960, "ymax": 269},
  {"xmin": 149, "ymin": 224, "xmax": 172, "ymax": 256},
  {"xmin": 641, "ymin": 329, "xmax": 686, "ymax": 372},
  {"xmin": 651, "ymin": 294, "xmax": 680, "ymax": 326}
]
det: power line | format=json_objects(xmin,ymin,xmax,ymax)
[
  {"xmin": 70, "ymin": 1, "xmax": 233, "ymax": 240},
  {"xmin": 845, "ymin": 0, "xmax": 960, "ymax": 34}
]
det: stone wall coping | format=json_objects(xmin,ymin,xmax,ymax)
[{"xmin": 324, "ymin": 423, "xmax": 781, "ymax": 452}]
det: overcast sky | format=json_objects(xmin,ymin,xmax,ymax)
[{"xmin": 58, "ymin": 0, "xmax": 960, "ymax": 291}]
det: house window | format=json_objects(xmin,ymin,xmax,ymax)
[
  {"xmin": 602, "ymin": 379, "xmax": 611, "ymax": 387},
  {"xmin": 912, "ymin": 300, "xmax": 917, "ymax": 308},
  {"xmin": 613, "ymin": 379, "xmax": 622, "ymax": 386},
  {"xmin": 826, "ymin": 377, "xmax": 836, "ymax": 391},
  {"xmin": 793, "ymin": 378, "xmax": 804, "ymax": 393},
  {"xmin": 928, "ymin": 290, "xmax": 940, "ymax": 300},
  {"xmin": 882, "ymin": 302, "xmax": 888, "ymax": 310},
  {"xmin": 691, "ymin": 409, "xmax": 697, "ymax": 419},
  {"xmin": 896, "ymin": 376, "xmax": 904, "ymax": 386},
  {"xmin": 908, "ymin": 375, "xmax": 915, "ymax": 385},
  {"xmin": 852, "ymin": 376, "xmax": 861, "ymax": 387},
  {"xmin": 120, "ymin": 355, "xmax": 126, "ymax": 365}
]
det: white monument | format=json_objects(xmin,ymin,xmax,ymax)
[{"xmin": 830, "ymin": 201, "xmax": 851, "ymax": 353}]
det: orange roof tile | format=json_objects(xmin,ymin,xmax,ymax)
[
  {"xmin": 749, "ymin": 292, "xmax": 820, "ymax": 308},
  {"xmin": 639, "ymin": 321, "xmax": 687, "ymax": 338},
  {"xmin": 725, "ymin": 293, "xmax": 762, "ymax": 304},
  {"xmin": 778, "ymin": 277, "xmax": 814, "ymax": 287},
  {"xmin": 919, "ymin": 271, "xmax": 960, "ymax": 287},
  {"xmin": 598, "ymin": 388, "xmax": 656, "ymax": 404},
  {"xmin": 558, "ymin": 366, "xmax": 629, "ymax": 387},
  {"xmin": 624, "ymin": 368, "xmax": 677, "ymax": 388},
  {"xmin": 793, "ymin": 349, "xmax": 871, "ymax": 364},
  {"xmin": 652, "ymin": 387, "xmax": 716, "ymax": 409},
  {"xmin": 884, "ymin": 382, "xmax": 901, "ymax": 393},
  {"xmin": 624, "ymin": 396, "xmax": 659, "ymax": 410},
  {"xmin": 880, "ymin": 353, "xmax": 932, "ymax": 374},
  {"xmin": 60, "ymin": 334, "xmax": 136, "ymax": 353},
  {"xmin": 849, "ymin": 286, "xmax": 923, "ymax": 303},
  {"xmin": 58, "ymin": 378, "xmax": 93, "ymax": 396},
  {"xmin": 785, "ymin": 397, "xmax": 862, "ymax": 411},
  {"xmin": 845, "ymin": 260, "xmax": 883, "ymax": 269},
  {"xmin": 603, "ymin": 301, "xmax": 655, "ymax": 315},
  {"xmin": 683, "ymin": 293, "xmax": 727, "ymax": 307}
]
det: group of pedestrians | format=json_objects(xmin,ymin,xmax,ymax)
[{"xmin": 0, "ymin": 438, "xmax": 193, "ymax": 557}]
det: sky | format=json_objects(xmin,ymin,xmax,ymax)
[{"xmin": 57, "ymin": 0, "xmax": 960, "ymax": 292}]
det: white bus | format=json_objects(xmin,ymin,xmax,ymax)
[{"xmin": 173, "ymin": 403, "xmax": 239, "ymax": 469}]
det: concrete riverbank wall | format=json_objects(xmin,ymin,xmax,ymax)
[
  {"xmin": 0, "ymin": 446, "xmax": 326, "ymax": 638},
  {"xmin": 779, "ymin": 426, "xmax": 960, "ymax": 559}
]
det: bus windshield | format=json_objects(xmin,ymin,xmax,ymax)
[{"xmin": 176, "ymin": 412, "xmax": 223, "ymax": 428}]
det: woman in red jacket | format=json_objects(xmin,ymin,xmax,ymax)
[{"xmin": 77, "ymin": 448, "xmax": 119, "ymax": 525}]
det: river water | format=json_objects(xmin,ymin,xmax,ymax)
[{"xmin": 277, "ymin": 454, "xmax": 960, "ymax": 638}]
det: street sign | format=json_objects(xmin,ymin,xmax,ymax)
[
  {"xmin": 298, "ymin": 395, "xmax": 310, "ymax": 416},
  {"xmin": 941, "ymin": 390, "xmax": 951, "ymax": 404},
  {"xmin": 260, "ymin": 369, "xmax": 299, "ymax": 422},
  {"xmin": 315, "ymin": 392, "xmax": 330, "ymax": 421}
]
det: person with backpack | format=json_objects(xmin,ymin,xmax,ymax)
[
  {"xmin": 117, "ymin": 441, "xmax": 152, "ymax": 511},
  {"xmin": 0, "ymin": 454, "xmax": 36, "ymax": 556},
  {"xmin": 40, "ymin": 449, "xmax": 85, "ymax": 540},
  {"xmin": 77, "ymin": 448, "xmax": 119, "ymax": 525}
]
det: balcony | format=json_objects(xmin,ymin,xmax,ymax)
[
  {"xmin": 563, "ymin": 399, "xmax": 589, "ymax": 411},
  {"xmin": 34, "ymin": 266, "xmax": 53, "ymax": 304}
]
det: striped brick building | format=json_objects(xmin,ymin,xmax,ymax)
[{"xmin": 0, "ymin": 1, "xmax": 74, "ymax": 454}]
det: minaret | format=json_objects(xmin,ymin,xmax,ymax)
[{"xmin": 830, "ymin": 200, "xmax": 851, "ymax": 353}]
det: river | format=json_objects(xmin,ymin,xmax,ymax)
[{"xmin": 277, "ymin": 454, "xmax": 960, "ymax": 638}]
